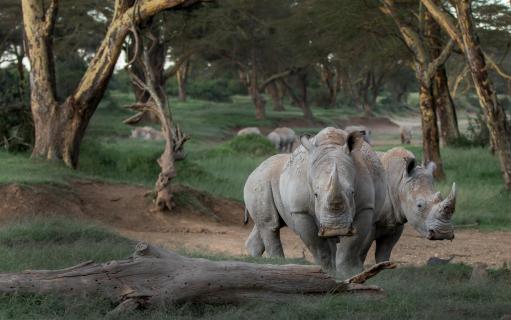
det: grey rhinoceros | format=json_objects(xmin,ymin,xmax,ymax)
[
  {"xmin": 243, "ymin": 127, "xmax": 385, "ymax": 272},
  {"xmin": 371, "ymin": 147, "xmax": 456, "ymax": 263},
  {"xmin": 267, "ymin": 127, "xmax": 296, "ymax": 153}
]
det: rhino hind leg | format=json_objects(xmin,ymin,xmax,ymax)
[
  {"xmin": 245, "ymin": 226, "xmax": 265, "ymax": 256},
  {"xmin": 259, "ymin": 227, "xmax": 284, "ymax": 257}
]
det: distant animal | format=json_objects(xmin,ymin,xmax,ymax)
[
  {"xmin": 131, "ymin": 126, "xmax": 164, "ymax": 141},
  {"xmin": 427, "ymin": 256, "xmax": 454, "ymax": 266},
  {"xmin": 371, "ymin": 147, "xmax": 457, "ymax": 264},
  {"xmin": 244, "ymin": 127, "xmax": 384, "ymax": 274},
  {"xmin": 237, "ymin": 127, "xmax": 261, "ymax": 136},
  {"xmin": 400, "ymin": 126, "xmax": 412, "ymax": 144},
  {"xmin": 267, "ymin": 127, "xmax": 296, "ymax": 153},
  {"xmin": 344, "ymin": 125, "xmax": 372, "ymax": 145}
]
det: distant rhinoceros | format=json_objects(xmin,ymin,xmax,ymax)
[
  {"xmin": 372, "ymin": 147, "xmax": 456, "ymax": 262},
  {"xmin": 244, "ymin": 127, "xmax": 385, "ymax": 272},
  {"xmin": 237, "ymin": 127, "xmax": 261, "ymax": 136},
  {"xmin": 400, "ymin": 126, "xmax": 412, "ymax": 144},
  {"xmin": 267, "ymin": 127, "xmax": 296, "ymax": 153},
  {"xmin": 344, "ymin": 125, "xmax": 372, "ymax": 145}
]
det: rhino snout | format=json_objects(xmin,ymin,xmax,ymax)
[
  {"xmin": 318, "ymin": 224, "xmax": 356, "ymax": 237},
  {"xmin": 427, "ymin": 229, "xmax": 455, "ymax": 241}
]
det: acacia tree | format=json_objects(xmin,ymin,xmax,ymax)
[
  {"xmin": 21, "ymin": 0, "xmax": 201, "ymax": 168},
  {"xmin": 382, "ymin": 0, "xmax": 454, "ymax": 179},
  {"xmin": 421, "ymin": 0, "xmax": 511, "ymax": 189}
]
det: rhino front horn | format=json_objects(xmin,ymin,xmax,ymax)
[{"xmin": 442, "ymin": 182, "xmax": 456, "ymax": 217}]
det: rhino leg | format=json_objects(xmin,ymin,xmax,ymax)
[
  {"xmin": 259, "ymin": 227, "xmax": 284, "ymax": 257},
  {"xmin": 336, "ymin": 208, "xmax": 375, "ymax": 278},
  {"xmin": 374, "ymin": 225, "xmax": 403, "ymax": 263},
  {"xmin": 290, "ymin": 214, "xmax": 336, "ymax": 272},
  {"xmin": 245, "ymin": 226, "xmax": 265, "ymax": 256}
]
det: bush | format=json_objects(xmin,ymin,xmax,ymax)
[
  {"xmin": 208, "ymin": 134, "xmax": 276, "ymax": 157},
  {"xmin": 0, "ymin": 66, "xmax": 32, "ymax": 152}
]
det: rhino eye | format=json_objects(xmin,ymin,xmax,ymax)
[{"xmin": 417, "ymin": 200, "xmax": 426, "ymax": 210}]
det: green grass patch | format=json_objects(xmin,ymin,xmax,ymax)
[{"xmin": 0, "ymin": 219, "xmax": 509, "ymax": 320}]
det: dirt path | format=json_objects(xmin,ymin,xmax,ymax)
[{"xmin": 1, "ymin": 181, "xmax": 510, "ymax": 268}]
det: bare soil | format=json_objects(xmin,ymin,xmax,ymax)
[{"xmin": 1, "ymin": 182, "xmax": 510, "ymax": 268}]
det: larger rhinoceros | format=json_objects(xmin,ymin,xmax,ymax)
[
  {"xmin": 371, "ymin": 147, "xmax": 456, "ymax": 263},
  {"xmin": 243, "ymin": 127, "xmax": 385, "ymax": 272}
]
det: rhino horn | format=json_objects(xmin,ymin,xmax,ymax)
[
  {"xmin": 441, "ymin": 182, "xmax": 456, "ymax": 218},
  {"xmin": 328, "ymin": 163, "xmax": 341, "ymax": 194}
]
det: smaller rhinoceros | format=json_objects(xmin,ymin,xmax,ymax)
[
  {"xmin": 400, "ymin": 126, "xmax": 412, "ymax": 144},
  {"xmin": 267, "ymin": 127, "xmax": 296, "ymax": 153},
  {"xmin": 372, "ymin": 147, "xmax": 456, "ymax": 263},
  {"xmin": 131, "ymin": 126, "xmax": 164, "ymax": 141},
  {"xmin": 237, "ymin": 127, "xmax": 261, "ymax": 136},
  {"xmin": 345, "ymin": 125, "xmax": 372, "ymax": 145}
]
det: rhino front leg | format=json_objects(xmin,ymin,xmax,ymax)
[
  {"xmin": 336, "ymin": 208, "xmax": 375, "ymax": 278},
  {"xmin": 375, "ymin": 225, "xmax": 403, "ymax": 263},
  {"xmin": 245, "ymin": 226, "xmax": 265, "ymax": 257},
  {"xmin": 290, "ymin": 214, "xmax": 336, "ymax": 272}
]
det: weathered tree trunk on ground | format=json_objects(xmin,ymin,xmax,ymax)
[
  {"xmin": 266, "ymin": 80, "xmax": 285, "ymax": 111},
  {"xmin": 176, "ymin": 59, "xmax": 190, "ymax": 102},
  {"xmin": 421, "ymin": 0, "xmax": 511, "ymax": 189},
  {"xmin": 22, "ymin": 0, "xmax": 198, "ymax": 168},
  {"xmin": 0, "ymin": 242, "xmax": 395, "ymax": 314}
]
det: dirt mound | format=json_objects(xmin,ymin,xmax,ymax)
[
  {"xmin": 336, "ymin": 116, "xmax": 400, "ymax": 132},
  {"xmin": 1, "ymin": 181, "xmax": 510, "ymax": 267},
  {"xmin": 0, "ymin": 182, "xmax": 244, "ymax": 233}
]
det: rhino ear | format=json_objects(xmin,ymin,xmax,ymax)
[
  {"xmin": 300, "ymin": 134, "xmax": 313, "ymax": 151},
  {"xmin": 425, "ymin": 161, "xmax": 436, "ymax": 176},
  {"xmin": 347, "ymin": 131, "xmax": 363, "ymax": 153},
  {"xmin": 405, "ymin": 157, "xmax": 416, "ymax": 176}
]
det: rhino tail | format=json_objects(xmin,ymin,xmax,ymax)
[{"xmin": 243, "ymin": 207, "xmax": 250, "ymax": 225}]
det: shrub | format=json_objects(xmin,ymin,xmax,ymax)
[{"xmin": 208, "ymin": 134, "xmax": 276, "ymax": 157}]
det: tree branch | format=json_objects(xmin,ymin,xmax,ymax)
[
  {"xmin": 258, "ymin": 70, "xmax": 293, "ymax": 92},
  {"xmin": 420, "ymin": 0, "xmax": 463, "ymax": 48},
  {"xmin": 485, "ymin": 52, "xmax": 511, "ymax": 81},
  {"xmin": 426, "ymin": 38, "xmax": 454, "ymax": 79},
  {"xmin": 42, "ymin": 0, "xmax": 58, "ymax": 37}
]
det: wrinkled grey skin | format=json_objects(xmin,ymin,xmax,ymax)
[
  {"xmin": 345, "ymin": 125, "xmax": 372, "ymax": 145},
  {"xmin": 267, "ymin": 127, "xmax": 296, "ymax": 152},
  {"xmin": 244, "ymin": 127, "xmax": 383, "ymax": 273},
  {"xmin": 372, "ymin": 147, "xmax": 456, "ymax": 263},
  {"xmin": 238, "ymin": 127, "xmax": 261, "ymax": 136}
]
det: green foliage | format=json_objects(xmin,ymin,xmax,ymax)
[
  {"xmin": 0, "ymin": 66, "xmax": 32, "ymax": 152},
  {"xmin": 210, "ymin": 134, "xmax": 276, "ymax": 157}
]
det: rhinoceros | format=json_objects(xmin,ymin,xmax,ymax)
[
  {"xmin": 267, "ymin": 127, "xmax": 296, "ymax": 153},
  {"xmin": 371, "ymin": 147, "xmax": 456, "ymax": 263},
  {"xmin": 243, "ymin": 127, "xmax": 385, "ymax": 272},
  {"xmin": 237, "ymin": 127, "xmax": 261, "ymax": 136},
  {"xmin": 344, "ymin": 125, "xmax": 372, "ymax": 145},
  {"xmin": 400, "ymin": 126, "xmax": 412, "ymax": 144}
]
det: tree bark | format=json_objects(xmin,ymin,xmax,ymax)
[
  {"xmin": 176, "ymin": 59, "xmax": 189, "ymax": 102},
  {"xmin": 22, "ymin": 0, "xmax": 198, "ymax": 168},
  {"xmin": 266, "ymin": 80, "xmax": 285, "ymax": 111},
  {"xmin": 0, "ymin": 242, "xmax": 394, "ymax": 313},
  {"xmin": 421, "ymin": 0, "xmax": 511, "ymax": 188},
  {"xmin": 456, "ymin": 0, "xmax": 511, "ymax": 188},
  {"xmin": 283, "ymin": 71, "xmax": 314, "ymax": 121},
  {"xmin": 320, "ymin": 63, "xmax": 338, "ymax": 107},
  {"xmin": 419, "ymin": 83, "xmax": 445, "ymax": 179},
  {"xmin": 434, "ymin": 67, "xmax": 460, "ymax": 145},
  {"xmin": 248, "ymin": 68, "xmax": 266, "ymax": 120}
]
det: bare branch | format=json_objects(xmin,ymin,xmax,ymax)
[
  {"xmin": 258, "ymin": 70, "xmax": 293, "ymax": 92},
  {"xmin": 42, "ymin": 0, "xmax": 58, "ymax": 37},
  {"xmin": 420, "ymin": 0, "xmax": 463, "ymax": 48},
  {"xmin": 426, "ymin": 38, "xmax": 454, "ymax": 78},
  {"xmin": 485, "ymin": 52, "xmax": 511, "ymax": 81}
]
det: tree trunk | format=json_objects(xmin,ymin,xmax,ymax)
[
  {"xmin": 419, "ymin": 83, "xmax": 445, "ymax": 179},
  {"xmin": 283, "ymin": 72, "xmax": 314, "ymax": 121},
  {"xmin": 456, "ymin": 0, "xmax": 511, "ymax": 189},
  {"xmin": 0, "ymin": 242, "xmax": 394, "ymax": 314},
  {"xmin": 320, "ymin": 64, "xmax": 338, "ymax": 107},
  {"xmin": 266, "ymin": 80, "xmax": 285, "ymax": 111},
  {"xmin": 248, "ymin": 68, "xmax": 266, "ymax": 120},
  {"xmin": 22, "ymin": 0, "xmax": 197, "ymax": 168},
  {"xmin": 434, "ymin": 67, "xmax": 460, "ymax": 145},
  {"xmin": 176, "ymin": 59, "xmax": 189, "ymax": 102}
]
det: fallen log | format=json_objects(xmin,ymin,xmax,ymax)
[{"xmin": 0, "ymin": 242, "xmax": 396, "ymax": 314}]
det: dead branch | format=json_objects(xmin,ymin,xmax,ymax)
[{"xmin": 0, "ymin": 242, "xmax": 392, "ymax": 314}]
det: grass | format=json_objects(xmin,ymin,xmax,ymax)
[
  {"xmin": 1, "ymin": 93, "xmax": 511, "ymax": 228},
  {"xmin": 0, "ymin": 219, "xmax": 509, "ymax": 320}
]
